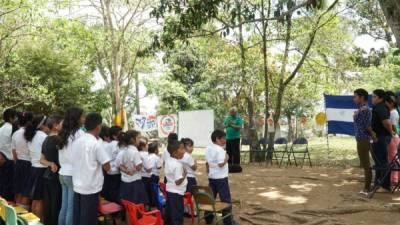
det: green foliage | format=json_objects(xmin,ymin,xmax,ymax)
[{"xmin": 0, "ymin": 42, "xmax": 108, "ymax": 114}]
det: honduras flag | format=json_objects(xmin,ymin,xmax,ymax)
[{"xmin": 324, "ymin": 95, "xmax": 360, "ymax": 136}]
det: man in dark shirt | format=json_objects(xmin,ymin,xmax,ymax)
[{"xmin": 371, "ymin": 89, "xmax": 395, "ymax": 191}]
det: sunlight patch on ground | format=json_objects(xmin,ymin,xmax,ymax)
[
  {"xmin": 289, "ymin": 182, "xmax": 320, "ymax": 192},
  {"xmin": 341, "ymin": 168, "xmax": 354, "ymax": 175},
  {"xmin": 392, "ymin": 196, "xmax": 400, "ymax": 201},
  {"xmin": 333, "ymin": 179, "xmax": 358, "ymax": 187},
  {"xmin": 258, "ymin": 190, "xmax": 308, "ymax": 204}
]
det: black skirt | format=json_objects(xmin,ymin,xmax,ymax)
[
  {"xmin": 14, "ymin": 160, "xmax": 32, "ymax": 196},
  {"xmin": 27, "ymin": 167, "xmax": 46, "ymax": 200},
  {"xmin": 101, "ymin": 173, "xmax": 121, "ymax": 203},
  {"xmin": 187, "ymin": 177, "xmax": 197, "ymax": 193},
  {"xmin": 119, "ymin": 180, "xmax": 149, "ymax": 205}
]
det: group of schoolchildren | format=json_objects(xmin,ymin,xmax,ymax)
[{"xmin": 0, "ymin": 106, "xmax": 234, "ymax": 225}]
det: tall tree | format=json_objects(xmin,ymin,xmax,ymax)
[{"xmin": 378, "ymin": 0, "xmax": 400, "ymax": 48}]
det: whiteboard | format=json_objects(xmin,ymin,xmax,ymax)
[{"xmin": 178, "ymin": 110, "xmax": 214, "ymax": 147}]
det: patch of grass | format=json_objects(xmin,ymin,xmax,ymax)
[{"xmin": 187, "ymin": 136, "xmax": 360, "ymax": 167}]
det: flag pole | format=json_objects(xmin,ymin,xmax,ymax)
[{"xmin": 324, "ymin": 94, "xmax": 331, "ymax": 156}]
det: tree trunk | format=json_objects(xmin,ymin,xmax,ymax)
[
  {"xmin": 236, "ymin": 0, "xmax": 260, "ymax": 162},
  {"xmin": 261, "ymin": 0, "xmax": 271, "ymax": 152},
  {"xmin": 379, "ymin": 0, "xmax": 400, "ymax": 48},
  {"xmin": 287, "ymin": 113, "xmax": 293, "ymax": 142},
  {"xmin": 135, "ymin": 72, "xmax": 140, "ymax": 114},
  {"xmin": 266, "ymin": 14, "xmax": 292, "ymax": 159}
]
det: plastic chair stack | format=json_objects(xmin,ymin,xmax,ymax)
[
  {"xmin": 121, "ymin": 200, "xmax": 163, "ymax": 225},
  {"xmin": 0, "ymin": 198, "xmax": 42, "ymax": 225}
]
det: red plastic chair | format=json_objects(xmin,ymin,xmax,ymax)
[
  {"xmin": 121, "ymin": 199, "xmax": 164, "ymax": 225},
  {"xmin": 184, "ymin": 192, "xmax": 195, "ymax": 225},
  {"xmin": 159, "ymin": 182, "xmax": 195, "ymax": 224},
  {"xmin": 159, "ymin": 182, "xmax": 167, "ymax": 197},
  {"xmin": 98, "ymin": 198, "xmax": 123, "ymax": 225}
]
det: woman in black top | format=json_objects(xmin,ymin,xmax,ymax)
[{"xmin": 40, "ymin": 116, "xmax": 63, "ymax": 225}]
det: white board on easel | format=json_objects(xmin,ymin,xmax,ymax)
[{"xmin": 178, "ymin": 110, "xmax": 214, "ymax": 147}]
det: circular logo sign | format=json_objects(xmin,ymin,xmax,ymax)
[{"xmin": 159, "ymin": 115, "xmax": 177, "ymax": 136}]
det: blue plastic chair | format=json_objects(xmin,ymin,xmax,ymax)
[{"xmin": 151, "ymin": 183, "xmax": 166, "ymax": 216}]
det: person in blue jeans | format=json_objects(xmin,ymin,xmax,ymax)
[
  {"xmin": 58, "ymin": 107, "xmax": 86, "ymax": 225},
  {"xmin": 371, "ymin": 89, "xmax": 395, "ymax": 192}
]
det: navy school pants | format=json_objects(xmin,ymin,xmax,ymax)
[
  {"xmin": 205, "ymin": 178, "xmax": 232, "ymax": 225},
  {"xmin": 165, "ymin": 192, "xmax": 184, "ymax": 225},
  {"xmin": 73, "ymin": 192, "xmax": 99, "ymax": 225}
]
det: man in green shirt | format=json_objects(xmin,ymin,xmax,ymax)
[{"xmin": 223, "ymin": 107, "xmax": 243, "ymax": 170}]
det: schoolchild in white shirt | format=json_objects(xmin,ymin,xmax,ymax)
[
  {"xmin": 138, "ymin": 138, "xmax": 153, "ymax": 207},
  {"xmin": 25, "ymin": 115, "xmax": 50, "ymax": 220},
  {"xmin": 180, "ymin": 138, "xmax": 197, "ymax": 193},
  {"xmin": 101, "ymin": 125, "xmax": 122, "ymax": 203},
  {"xmin": 71, "ymin": 112, "xmax": 111, "ymax": 225},
  {"xmin": 118, "ymin": 130, "xmax": 148, "ymax": 205},
  {"xmin": 0, "ymin": 108, "xmax": 17, "ymax": 160},
  {"xmin": 205, "ymin": 129, "xmax": 232, "ymax": 225},
  {"xmin": 148, "ymin": 142, "xmax": 162, "ymax": 183},
  {"xmin": 165, "ymin": 140, "xmax": 187, "ymax": 225},
  {"xmin": 148, "ymin": 142, "xmax": 162, "ymax": 207},
  {"xmin": 11, "ymin": 111, "xmax": 33, "ymax": 208},
  {"xmin": 162, "ymin": 133, "xmax": 178, "ymax": 183}
]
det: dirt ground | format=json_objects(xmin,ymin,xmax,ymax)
[{"xmin": 187, "ymin": 161, "xmax": 400, "ymax": 225}]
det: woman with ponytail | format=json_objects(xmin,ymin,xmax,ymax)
[
  {"xmin": 58, "ymin": 107, "xmax": 85, "ymax": 225},
  {"xmin": 25, "ymin": 115, "xmax": 50, "ymax": 220},
  {"xmin": 11, "ymin": 111, "xmax": 33, "ymax": 209}
]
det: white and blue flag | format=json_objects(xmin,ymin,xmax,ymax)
[{"xmin": 324, "ymin": 95, "xmax": 368, "ymax": 136}]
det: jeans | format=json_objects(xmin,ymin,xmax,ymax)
[
  {"xmin": 371, "ymin": 135, "xmax": 391, "ymax": 190},
  {"xmin": 58, "ymin": 175, "xmax": 74, "ymax": 225}
]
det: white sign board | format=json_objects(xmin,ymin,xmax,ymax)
[
  {"xmin": 178, "ymin": 110, "xmax": 214, "ymax": 147},
  {"xmin": 157, "ymin": 114, "xmax": 178, "ymax": 138}
]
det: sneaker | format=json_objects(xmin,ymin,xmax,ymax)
[{"xmin": 358, "ymin": 190, "xmax": 369, "ymax": 197}]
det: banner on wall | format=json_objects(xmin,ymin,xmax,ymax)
[
  {"xmin": 133, "ymin": 115, "xmax": 157, "ymax": 132},
  {"xmin": 157, "ymin": 114, "xmax": 178, "ymax": 138}
]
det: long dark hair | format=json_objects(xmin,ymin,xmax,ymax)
[
  {"xmin": 17, "ymin": 111, "xmax": 34, "ymax": 127},
  {"xmin": 118, "ymin": 130, "xmax": 140, "ymax": 148},
  {"xmin": 59, "ymin": 107, "xmax": 84, "ymax": 149},
  {"xmin": 24, "ymin": 115, "xmax": 47, "ymax": 142}
]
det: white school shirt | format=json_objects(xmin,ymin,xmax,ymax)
[
  {"xmin": 148, "ymin": 153, "xmax": 162, "ymax": 176},
  {"xmin": 165, "ymin": 157, "xmax": 187, "ymax": 195},
  {"xmin": 119, "ymin": 145, "xmax": 143, "ymax": 183},
  {"xmin": 390, "ymin": 109, "xmax": 399, "ymax": 126},
  {"xmin": 59, "ymin": 129, "xmax": 85, "ymax": 176},
  {"xmin": 11, "ymin": 128, "xmax": 30, "ymax": 161},
  {"xmin": 205, "ymin": 144, "xmax": 229, "ymax": 179},
  {"xmin": 0, "ymin": 122, "xmax": 13, "ymax": 160},
  {"xmin": 162, "ymin": 148, "xmax": 170, "ymax": 162},
  {"xmin": 28, "ymin": 130, "xmax": 47, "ymax": 168},
  {"xmin": 71, "ymin": 133, "xmax": 110, "ymax": 194},
  {"xmin": 140, "ymin": 151, "xmax": 151, "ymax": 178},
  {"xmin": 179, "ymin": 152, "xmax": 196, "ymax": 178},
  {"xmin": 104, "ymin": 140, "xmax": 120, "ymax": 175}
]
